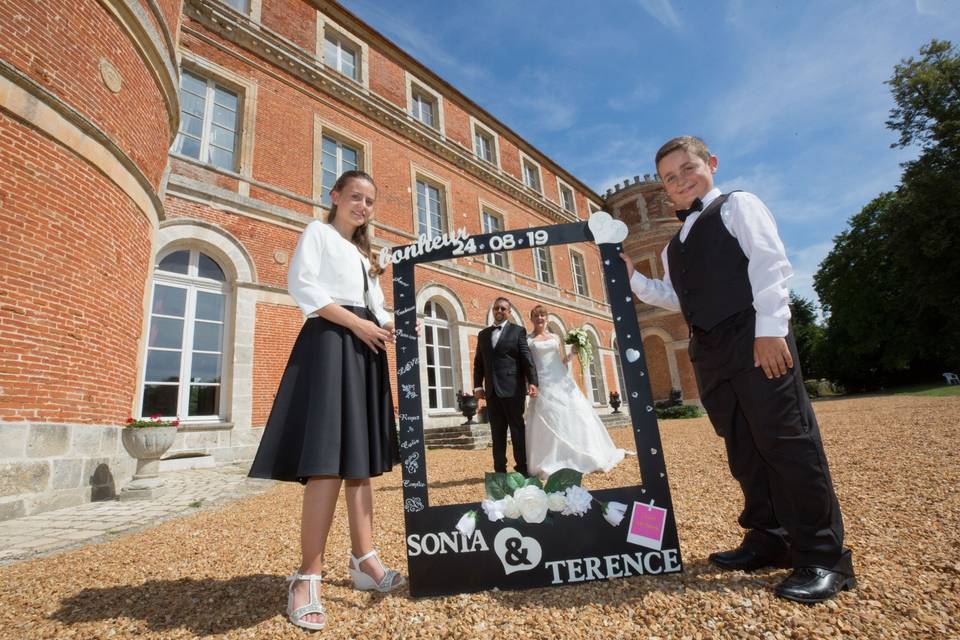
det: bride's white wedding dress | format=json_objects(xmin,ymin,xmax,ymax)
[{"xmin": 526, "ymin": 334, "xmax": 626, "ymax": 477}]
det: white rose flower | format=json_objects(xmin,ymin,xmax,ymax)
[
  {"xmin": 562, "ymin": 485, "xmax": 593, "ymax": 516},
  {"xmin": 602, "ymin": 501, "xmax": 628, "ymax": 527},
  {"xmin": 481, "ymin": 499, "xmax": 505, "ymax": 522},
  {"xmin": 456, "ymin": 510, "xmax": 477, "ymax": 537},
  {"xmin": 546, "ymin": 492, "xmax": 567, "ymax": 512},
  {"xmin": 513, "ymin": 485, "xmax": 549, "ymax": 524},
  {"xmin": 502, "ymin": 494, "xmax": 521, "ymax": 519}
]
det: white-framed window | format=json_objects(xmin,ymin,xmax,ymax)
[
  {"xmin": 424, "ymin": 300, "xmax": 456, "ymax": 410},
  {"xmin": 323, "ymin": 30, "xmax": 359, "ymax": 81},
  {"xmin": 571, "ymin": 251, "xmax": 588, "ymax": 296},
  {"xmin": 416, "ymin": 179, "xmax": 445, "ymax": 238},
  {"xmin": 588, "ymin": 201, "xmax": 602, "ymax": 214},
  {"xmin": 320, "ymin": 135, "xmax": 360, "ymax": 207},
  {"xmin": 521, "ymin": 155, "xmax": 542, "ymax": 193},
  {"xmin": 481, "ymin": 209, "xmax": 506, "ymax": 268},
  {"xmin": 141, "ymin": 249, "xmax": 229, "ymax": 420},
  {"xmin": 558, "ymin": 180, "xmax": 577, "ymax": 214},
  {"xmin": 474, "ymin": 123, "xmax": 497, "ymax": 165},
  {"xmin": 221, "ymin": 0, "xmax": 249, "ymax": 12},
  {"xmin": 411, "ymin": 88, "xmax": 438, "ymax": 128},
  {"xmin": 175, "ymin": 70, "xmax": 240, "ymax": 171},
  {"xmin": 533, "ymin": 246, "xmax": 554, "ymax": 285},
  {"xmin": 588, "ymin": 342, "xmax": 606, "ymax": 404}
]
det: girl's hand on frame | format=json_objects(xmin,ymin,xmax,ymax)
[
  {"xmin": 382, "ymin": 318, "xmax": 422, "ymax": 343},
  {"xmin": 354, "ymin": 319, "xmax": 393, "ymax": 353}
]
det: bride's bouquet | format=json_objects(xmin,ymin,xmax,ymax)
[{"xmin": 563, "ymin": 327, "xmax": 593, "ymax": 367}]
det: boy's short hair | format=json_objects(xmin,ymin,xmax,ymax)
[{"xmin": 655, "ymin": 136, "xmax": 711, "ymax": 168}]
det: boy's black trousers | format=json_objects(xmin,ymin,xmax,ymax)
[{"xmin": 690, "ymin": 308, "xmax": 851, "ymax": 573}]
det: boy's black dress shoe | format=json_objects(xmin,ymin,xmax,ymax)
[
  {"xmin": 708, "ymin": 545, "xmax": 791, "ymax": 571},
  {"xmin": 774, "ymin": 567, "xmax": 857, "ymax": 604}
]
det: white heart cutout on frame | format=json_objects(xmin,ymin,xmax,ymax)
[
  {"xmin": 625, "ymin": 348, "xmax": 640, "ymax": 363},
  {"xmin": 587, "ymin": 211, "xmax": 628, "ymax": 245},
  {"xmin": 494, "ymin": 527, "xmax": 543, "ymax": 575}
]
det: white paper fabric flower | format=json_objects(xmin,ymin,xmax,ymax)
[
  {"xmin": 502, "ymin": 495, "xmax": 521, "ymax": 519},
  {"xmin": 456, "ymin": 510, "xmax": 477, "ymax": 537},
  {"xmin": 602, "ymin": 501, "xmax": 628, "ymax": 527},
  {"xmin": 513, "ymin": 485, "xmax": 549, "ymax": 524},
  {"xmin": 562, "ymin": 485, "xmax": 593, "ymax": 516},
  {"xmin": 546, "ymin": 492, "xmax": 567, "ymax": 512},
  {"xmin": 481, "ymin": 498, "xmax": 505, "ymax": 522}
]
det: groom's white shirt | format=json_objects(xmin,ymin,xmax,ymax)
[
  {"xmin": 490, "ymin": 321, "xmax": 507, "ymax": 348},
  {"xmin": 474, "ymin": 321, "xmax": 510, "ymax": 394}
]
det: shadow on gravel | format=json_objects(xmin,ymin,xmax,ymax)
[{"xmin": 50, "ymin": 574, "xmax": 288, "ymax": 635}]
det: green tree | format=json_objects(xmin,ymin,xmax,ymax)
[
  {"xmin": 788, "ymin": 292, "xmax": 824, "ymax": 379},
  {"xmin": 886, "ymin": 39, "xmax": 960, "ymax": 156},
  {"xmin": 814, "ymin": 40, "xmax": 960, "ymax": 389}
]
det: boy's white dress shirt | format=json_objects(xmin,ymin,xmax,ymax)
[{"xmin": 628, "ymin": 188, "xmax": 794, "ymax": 337}]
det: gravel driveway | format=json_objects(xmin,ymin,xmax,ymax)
[{"xmin": 0, "ymin": 394, "xmax": 956, "ymax": 639}]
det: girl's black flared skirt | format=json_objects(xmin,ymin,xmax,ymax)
[{"xmin": 248, "ymin": 307, "xmax": 399, "ymax": 482}]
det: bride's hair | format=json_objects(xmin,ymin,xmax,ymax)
[{"xmin": 529, "ymin": 304, "xmax": 548, "ymax": 321}]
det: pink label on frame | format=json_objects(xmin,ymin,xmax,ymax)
[{"xmin": 626, "ymin": 502, "xmax": 667, "ymax": 550}]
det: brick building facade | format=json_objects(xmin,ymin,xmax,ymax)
[{"xmin": 0, "ymin": 0, "xmax": 692, "ymax": 520}]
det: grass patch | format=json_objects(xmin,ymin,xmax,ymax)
[
  {"xmin": 890, "ymin": 383, "xmax": 960, "ymax": 397},
  {"xmin": 188, "ymin": 499, "xmax": 205, "ymax": 508}
]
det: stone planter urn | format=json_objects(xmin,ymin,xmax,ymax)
[
  {"xmin": 609, "ymin": 391, "xmax": 622, "ymax": 414},
  {"xmin": 456, "ymin": 390, "xmax": 479, "ymax": 425},
  {"xmin": 120, "ymin": 426, "xmax": 178, "ymax": 501}
]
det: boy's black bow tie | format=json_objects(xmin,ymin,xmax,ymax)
[{"xmin": 676, "ymin": 198, "xmax": 703, "ymax": 222}]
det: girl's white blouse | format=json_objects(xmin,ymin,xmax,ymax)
[{"xmin": 287, "ymin": 221, "xmax": 391, "ymax": 326}]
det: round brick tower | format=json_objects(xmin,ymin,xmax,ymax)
[
  {"xmin": 0, "ymin": 0, "xmax": 182, "ymax": 517},
  {"xmin": 603, "ymin": 175, "xmax": 698, "ymax": 402}
]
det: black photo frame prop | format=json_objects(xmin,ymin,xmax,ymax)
[{"xmin": 389, "ymin": 217, "xmax": 682, "ymax": 597}]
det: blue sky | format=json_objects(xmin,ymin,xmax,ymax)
[{"xmin": 343, "ymin": 0, "xmax": 959, "ymax": 308}]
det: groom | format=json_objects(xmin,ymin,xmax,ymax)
[{"xmin": 473, "ymin": 297, "xmax": 539, "ymax": 476}]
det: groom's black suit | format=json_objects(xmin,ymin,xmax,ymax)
[{"xmin": 473, "ymin": 322, "xmax": 538, "ymax": 475}]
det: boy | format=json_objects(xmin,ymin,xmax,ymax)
[{"xmin": 621, "ymin": 136, "xmax": 854, "ymax": 603}]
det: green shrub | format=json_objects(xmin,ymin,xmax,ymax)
[
  {"xmin": 656, "ymin": 404, "xmax": 703, "ymax": 419},
  {"xmin": 805, "ymin": 379, "xmax": 820, "ymax": 398}
]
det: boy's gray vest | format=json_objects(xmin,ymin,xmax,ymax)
[{"xmin": 666, "ymin": 193, "xmax": 754, "ymax": 332}]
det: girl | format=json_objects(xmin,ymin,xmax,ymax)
[{"xmin": 249, "ymin": 170, "xmax": 408, "ymax": 631}]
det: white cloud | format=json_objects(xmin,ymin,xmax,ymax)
[
  {"xmin": 705, "ymin": 4, "xmax": 906, "ymax": 154},
  {"xmin": 607, "ymin": 82, "xmax": 662, "ymax": 111},
  {"xmin": 915, "ymin": 0, "xmax": 950, "ymax": 16},
  {"xmin": 636, "ymin": 0, "xmax": 681, "ymax": 29}
]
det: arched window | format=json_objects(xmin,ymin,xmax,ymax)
[
  {"xmin": 424, "ymin": 300, "xmax": 455, "ymax": 410},
  {"xmin": 586, "ymin": 336, "xmax": 605, "ymax": 404},
  {"xmin": 140, "ymin": 249, "xmax": 228, "ymax": 420},
  {"xmin": 613, "ymin": 338, "xmax": 626, "ymax": 396}
]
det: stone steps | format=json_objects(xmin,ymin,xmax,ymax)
[{"xmin": 424, "ymin": 422, "xmax": 491, "ymax": 450}]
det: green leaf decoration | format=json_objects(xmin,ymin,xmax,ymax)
[
  {"xmin": 543, "ymin": 468, "xmax": 583, "ymax": 494},
  {"xmin": 505, "ymin": 472, "xmax": 527, "ymax": 495},
  {"xmin": 484, "ymin": 472, "xmax": 509, "ymax": 500},
  {"xmin": 525, "ymin": 476, "xmax": 543, "ymax": 489}
]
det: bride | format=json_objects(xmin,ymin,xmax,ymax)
[{"xmin": 525, "ymin": 305, "xmax": 626, "ymax": 478}]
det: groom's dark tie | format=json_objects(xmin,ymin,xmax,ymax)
[{"xmin": 676, "ymin": 198, "xmax": 703, "ymax": 222}]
